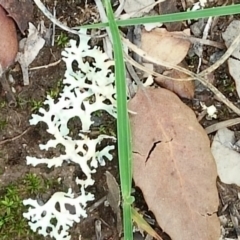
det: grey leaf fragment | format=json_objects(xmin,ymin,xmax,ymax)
[
  {"xmin": 16, "ymin": 23, "xmax": 45, "ymax": 85},
  {"xmin": 105, "ymin": 171, "xmax": 122, "ymax": 235}
]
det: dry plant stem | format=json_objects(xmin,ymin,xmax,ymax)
[
  {"xmin": 33, "ymin": 0, "xmax": 82, "ymax": 35},
  {"xmin": 114, "ymin": 0, "xmax": 126, "ymax": 18},
  {"xmin": 125, "ymin": 61, "xmax": 142, "ymax": 85},
  {"xmin": 122, "ymin": 37, "xmax": 240, "ymax": 116},
  {"xmin": 200, "ymin": 30, "xmax": 240, "ymax": 76},
  {"xmin": 124, "ymin": 53, "xmax": 193, "ymax": 81},
  {"xmin": 95, "ymin": 0, "xmax": 112, "ymax": 39},
  {"xmin": 197, "ymin": 17, "xmax": 213, "ymax": 73},
  {"xmin": 87, "ymin": 195, "xmax": 107, "ymax": 213},
  {"xmin": 205, "ymin": 118, "xmax": 240, "ymax": 134},
  {"xmin": 29, "ymin": 59, "xmax": 61, "ymax": 70},
  {"xmin": 94, "ymin": 0, "xmax": 113, "ymax": 57},
  {"xmin": 0, "ymin": 72, "xmax": 16, "ymax": 107},
  {"xmin": 51, "ymin": 1, "xmax": 57, "ymax": 46},
  {"xmin": 34, "ymin": 0, "xmax": 109, "ymax": 39},
  {"xmin": 172, "ymin": 33, "xmax": 225, "ymax": 49},
  {"xmin": 0, "ymin": 127, "xmax": 31, "ymax": 145}
]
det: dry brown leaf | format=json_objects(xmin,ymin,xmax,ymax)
[
  {"xmin": 0, "ymin": 0, "xmax": 33, "ymax": 34},
  {"xmin": 141, "ymin": 28, "xmax": 190, "ymax": 65},
  {"xmin": 0, "ymin": 5, "xmax": 18, "ymax": 74},
  {"xmin": 155, "ymin": 61, "xmax": 194, "ymax": 99},
  {"xmin": 129, "ymin": 88, "xmax": 220, "ymax": 240}
]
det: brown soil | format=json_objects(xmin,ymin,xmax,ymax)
[{"xmin": 1, "ymin": 1, "xmax": 240, "ymax": 240}]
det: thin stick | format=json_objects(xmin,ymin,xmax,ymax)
[
  {"xmin": 33, "ymin": 0, "xmax": 81, "ymax": 35},
  {"xmin": 196, "ymin": 17, "xmax": 213, "ymax": 73},
  {"xmin": 114, "ymin": 0, "xmax": 126, "ymax": 18},
  {"xmin": 172, "ymin": 34, "xmax": 225, "ymax": 49},
  {"xmin": 0, "ymin": 127, "xmax": 31, "ymax": 145},
  {"xmin": 124, "ymin": 53, "xmax": 193, "ymax": 81},
  {"xmin": 205, "ymin": 118, "xmax": 240, "ymax": 134},
  {"xmin": 34, "ymin": 0, "xmax": 107, "ymax": 39},
  {"xmin": 29, "ymin": 59, "xmax": 61, "ymax": 70},
  {"xmin": 199, "ymin": 30, "xmax": 240, "ymax": 76},
  {"xmin": 51, "ymin": 1, "xmax": 57, "ymax": 46}
]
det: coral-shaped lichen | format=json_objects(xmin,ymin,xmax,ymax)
[
  {"xmin": 23, "ymin": 29, "xmax": 116, "ymax": 240},
  {"xmin": 23, "ymin": 188, "xmax": 94, "ymax": 240}
]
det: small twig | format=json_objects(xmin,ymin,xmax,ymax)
[
  {"xmin": 199, "ymin": 30, "xmax": 240, "ymax": 76},
  {"xmin": 0, "ymin": 127, "xmax": 31, "ymax": 145},
  {"xmin": 196, "ymin": 17, "xmax": 213, "ymax": 73},
  {"xmin": 125, "ymin": 61, "xmax": 142, "ymax": 85},
  {"xmin": 173, "ymin": 34, "xmax": 225, "ymax": 49},
  {"xmin": 114, "ymin": 0, "xmax": 126, "ymax": 18},
  {"xmin": 34, "ymin": 0, "xmax": 104, "ymax": 38},
  {"xmin": 87, "ymin": 196, "xmax": 107, "ymax": 213},
  {"xmin": 205, "ymin": 118, "xmax": 240, "ymax": 134},
  {"xmin": 94, "ymin": 0, "xmax": 113, "ymax": 57},
  {"xmin": 51, "ymin": 1, "xmax": 57, "ymax": 47},
  {"xmin": 33, "ymin": 0, "xmax": 82, "ymax": 35},
  {"xmin": 29, "ymin": 59, "xmax": 61, "ymax": 70},
  {"xmin": 124, "ymin": 53, "xmax": 193, "ymax": 81}
]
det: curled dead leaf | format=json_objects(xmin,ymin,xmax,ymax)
[{"xmin": 129, "ymin": 88, "xmax": 220, "ymax": 240}]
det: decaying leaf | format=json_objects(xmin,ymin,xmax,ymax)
[
  {"xmin": 211, "ymin": 128, "xmax": 240, "ymax": 186},
  {"xmin": 0, "ymin": 5, "xmax": 18, "ymax": 75},
  {"xmin": 105, "ymin": 171, "xmax": 122, "ymax": 235},
  {"xmin": 106, "ymin": 171, "xmax": 120, "ymax": 213},
  {"xmin": 222, "ymin": 20, "xmax": 240, "ymax": 98},
  {"xmin": 155, "ymin": 61, "xmax": 194, "ymax": 99},
  {"xmin": 0, "ymin": 0, "xmax": 33, "ymax": 34},
  {"xmin": 141, "ymin": 28, "xmax": 190, "ymax": 65},
  {"xmin": 16, "ymin": 23, "xmax": 45, "ymax": 85},
  {"xmin": 129, "ymin": 88, "xmax": 220, "ymax": 240}
]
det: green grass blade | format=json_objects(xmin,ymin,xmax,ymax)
[
  {"xmin": 104, "ymin": 0, "xmax": 133, "ymax": 239},
  {"xmin": 116, "ymin": 4, "xmax": 240, "ymax": 26},
  {"xmin": 76, "ymin": 4, "xmax": 240, "ymax": 29}
]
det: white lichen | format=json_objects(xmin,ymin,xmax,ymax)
[
  {"xmin": 23, "ymin": 29, "xmax": 116, "ymax": 239},
  {"xmin": 23, "ymin": 188, "xmax": 94, "ymax": 240}
]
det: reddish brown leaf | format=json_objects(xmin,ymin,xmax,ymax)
[
  {"xmin": 0, "ymin": 0, "xmax": 33, "ymax": 34},
  {"xmin": 0, "ymin": 5, "xmax": 18, "ymax": 73},
  {"xmin": 155, "ymin": 62, "xmax": 195, "ymax": 99},
  {"xmin": 129, "ymin": 88, "xmax": 220, "ymax": 240}
]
